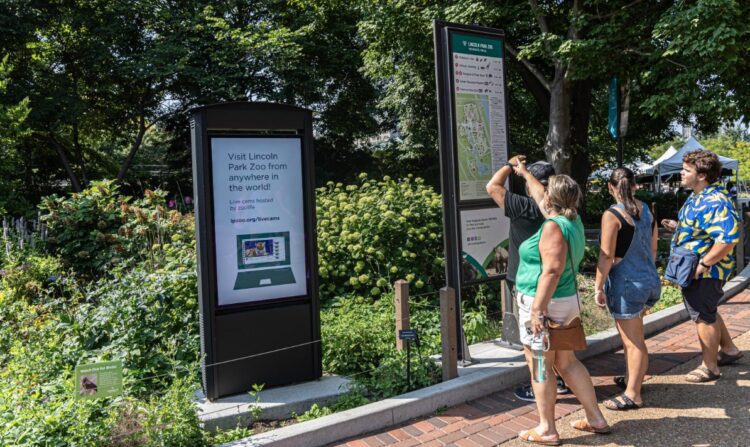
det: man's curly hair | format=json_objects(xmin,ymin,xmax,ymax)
[{"xmin": 683, "ymin": 150, "xmax": 722, "ymax": 184}]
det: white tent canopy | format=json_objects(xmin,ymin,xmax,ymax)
[
  {"xmin": 655, "ymin": 137, "xmax": 739, "ymax": 177},
  {"xmin": 647, "ymin": 145, "xmax": 677, "ymax": 173},
  {"xmin": 589, "ymin": 137, "xmax": 739, "ymax": 185}
]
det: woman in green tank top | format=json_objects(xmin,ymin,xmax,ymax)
[
  {"xmin": 511, "ymin": 162, "xmax": 609, "ymax": 445},
  {"xmin": 515, "ymin": 214, "xmax": 584, "ymax": 299}
]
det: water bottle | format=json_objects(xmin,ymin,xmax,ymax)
[{"xmin": 530, "ymin": 330, "xmax": 549, "ymax": 384}]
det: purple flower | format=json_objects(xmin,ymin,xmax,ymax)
[
  {"xmin": 168, "ymin": 200, "xmax": 176, "ymax": 208},
  {"xmin": 184, "ymin": 196, "xmax": 193, "ymax": 205}
]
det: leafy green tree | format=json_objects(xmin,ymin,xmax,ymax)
[
  {"xmin": 692, "ymin": 136, "xmax": 750, "ymax": 182},
  {"xmin": 3, "ymin": 0, "xmax": 748, "ymax": 201},
  {"xmin": 277, "ymin": 0, "xmax": 383, "ymax": 183},
  {"xmin": 356, "ymin": 0, "xmax": 745, "ymax": 187},
  {"xmin": 646, "ymin": 0, "xmax": 750, "ymax": 129},
  {"xmin": 0, "ymin": 56, "xmax": 30, "ymax": 214},
  {"xmin": 1, "ymin": 1, "xmax": 313, "ymax": 195}
]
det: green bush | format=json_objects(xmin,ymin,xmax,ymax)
[
  {"xmin": 0, "ymin": 237, "xmax": 203, "ymax": 445},
  {"xmin": 40, "ymin": 180, "xmax": 194, "ymax": 276},
  {"xmin": 77, "ymin": 267, "xmax": 200, "ymax": 396},
  {"xmin": 358, "ymin": 351, "xmax": 441, "ymax": 399},
  {"xmin": 0, "ymin": 384, "xmax": 115, "ymax": 447},
  {"xmin": 0, "ymin": 254, "xmax": 67, "ymax": 303},
  {"xmin": 651, "ymin": 285, "xmax": 683, "ymax": 313},
  {"xmin": 0, "ymin": 284, "xmax": 100, "ymax": 445},
  {"xmin": 112, "ymin": 379, "xmax": 206, "ymax": 447},
  {"xmin": 205, "ymin": 426, "xmax": 254, "ymax": 445},
  {"xmin": 461, "ymin": 284, "xmax": 502, "ymax": 344},
  {"xmin": 321, "ymin": 295, "xmax": 396, "ymax": 376},
  {"xmin": 316, "ymin": 173, "xmax": 444, "ymax": 303}
]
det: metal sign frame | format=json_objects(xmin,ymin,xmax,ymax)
[
  {"xmin": 191, "ymin": 102, "xmax": 321, "ymax": 400},
  {"xmin": 434, "ymin": 21, "xmax": 511, "ymax": 360}
]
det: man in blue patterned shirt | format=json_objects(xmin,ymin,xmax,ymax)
[{"xmin": 662, "ymin": 150, "xmax": 743, "ymax": 383}]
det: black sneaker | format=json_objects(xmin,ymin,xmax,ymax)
[
  {"xmin": 556, "ymin": 377, "xmax": 571, "ymax": 395},
  {"xmin": 514, "ymin": 379, "xmax": 571, "ymax": 402},
  {"xmin": 513, "ymin": 384, "xmax": 535, "ymax": 402}
]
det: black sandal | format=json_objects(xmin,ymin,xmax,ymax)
[
  {"xmin": 717, "ymin": 351, "xmax": 744, "ymax": 366},
  {"xmin": 603, "ymin": 393, "xmax": 642, "ymax": 411},
  {"xmin": 685, "ymin": 365, "xmax": 721, "ymax": 383}
]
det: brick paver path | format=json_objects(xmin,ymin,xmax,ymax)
[{"xmin": 331, "ymin": 289, "xmax": 750, "ymax": 447}]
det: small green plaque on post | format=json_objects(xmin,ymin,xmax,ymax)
[{"xmin": 74, "ymin": 360, "xmax": 123, "ymax": 400}]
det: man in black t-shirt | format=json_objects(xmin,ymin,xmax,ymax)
[
  {"xmin": 486, "ymin": 156, "xmax": 568, "ymax": 401},
  {"xmin": 486, "ymin": 156, "xmax": 554, "ymax": 291}
]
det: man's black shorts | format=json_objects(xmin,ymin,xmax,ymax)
[{"xmin": 682, "ymin": 278, "xmax": 723, "ymax": 323}]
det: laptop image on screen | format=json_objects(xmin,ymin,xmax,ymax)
[{"xmin": 233, "ymin": 232, "xmax": 296, "ymax": 290}]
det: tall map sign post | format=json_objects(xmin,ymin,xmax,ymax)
[
  {"xmin": 191, "ymin": 102, "xmax": 321, "ymax": 400},
  {"xmin": 434, "ymin": 22, "xmax": 511, "ymax": 362}
]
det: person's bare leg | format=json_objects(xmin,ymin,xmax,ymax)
[
  {"xmin": 695, "ymin": 320, "xmax": 721, "ymax": 375},
  {"xmin": 616, "ymin": 316, "xmax": 647, "ymax": 404},
  {"xmin": 617, "ymin": 324, "xmax": 630, "ymax": 384},
  {"xmin": 716, "ymin": 314, "xmax": 740, "ymax": 355},
  {"xmin": 524, "ymin": 347, "xmax": 559, "ymax": 441},
  {"xmin": 554, "ymin": 351, "xmax": 608, "ymax": 428}
]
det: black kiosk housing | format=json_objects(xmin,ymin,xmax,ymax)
[{"xmin": 191, "ymin": 102, "xmax": 321, "ymax": 400}]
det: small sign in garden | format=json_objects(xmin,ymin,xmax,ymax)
[
  {"xmin": 74, "ymin": 360, "xmax": 122, "ymax": 400},
  {"xmin": 398, "ymin": 329, "xmax": 419, "ymax": 342}
]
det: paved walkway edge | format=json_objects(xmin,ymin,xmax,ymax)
[{"xmin": 222, "ymin": 266, "xmax": 750, "ymax": 447}]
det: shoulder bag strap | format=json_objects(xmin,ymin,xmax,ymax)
[
  {"xmin": 566, "ymin": 236, "xmax": 582, "ymax": 314},
  {"xmin": 538, "ymin": 219, "xmax": 582, "ymax": 315}
]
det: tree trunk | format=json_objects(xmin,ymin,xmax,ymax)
[
  {"xmin": 73, "ymin": 121, "xmax": 89, "ymax": 186},
  {"xmin": 544, "ymin": 65, "xmax": 573, "ymax": 175},
  {"xmin": 570, "ymin": 80, "xmax": 593, "ymax": 187},
  {"xmin": 116, "ymin": 115, "xmax": 146, "ymax": 183},
  {"xmin": 47, "ymin": 135, "xmax": 82, "ymax": 192},
  {"xmin": 570, "ymin": 80, "xmax": 594, "ymax": 221}
]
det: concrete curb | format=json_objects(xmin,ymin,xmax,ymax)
[
  {"xmin": 199, "ymin": 376, "xmax": 353, "ymax": 432},
  {"xmin": 221, "ymin": 265, "xmax": 750, "ymax": 447}
]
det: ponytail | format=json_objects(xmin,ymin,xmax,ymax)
[
  {"xmin": 546, "ymin": 175, "xmax": 582, "ymax": 220},
  {"xmin": 561, "ymin": 206, "xmax": 578, "ymax": 220},
  {"xmin": 610, "ymin": 168, "xmax": 638, "ymax": 217}
]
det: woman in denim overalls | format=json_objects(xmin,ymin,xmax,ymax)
[{"xmin": 595, "ymin": 168, "xmax": 661, "ymax": 411}]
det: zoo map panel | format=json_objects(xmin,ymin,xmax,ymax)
[{"xmin": 451, "ymin": 32, "xmax": 508, "ymax": 201}]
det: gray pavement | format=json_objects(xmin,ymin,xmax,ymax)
[{"xmin": 503, "ymin": 331, "xmax": 750, "ymax": 447}]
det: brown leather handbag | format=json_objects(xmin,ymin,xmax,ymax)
[
  {"xmin": 546, "ymin": 245, "xmax": 587, "ymax": 351},
  {"xmin": 547, "ymin": 317, "xmax": 587, "ymax": 351}
]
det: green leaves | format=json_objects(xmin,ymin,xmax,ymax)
[
  {"xmin": 0, "ymin": 56, "xmax": 31, "ymax": 215},
  {"xmin": 316, "ymin": 173, "xmax": 444, "ymax": 304},
  {"xmin": 645, "ymin": 0, "xmax": 750, "ymax": 126},
  {"xmin": 40, "ymin": 180, "xmax": 195, "ymax": 277},
  {"xmin": 517, "ymin": 32, "xmax": 565, "ymax": 61}
]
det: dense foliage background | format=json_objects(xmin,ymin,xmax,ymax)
[
  {"xmin": 1, "ymin": 1, "xmax": 749, "ymax": 215},
  {"xmin": 2, "ymin": 1, "xmax": 749, "ymax": 445},
  {"xmin": 0, "ymin": 177, "xmax": 496, "ymax": 445},
  {"xmin": 0, "ymin": 174, "xmax": 694, "ymax": 445}
]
